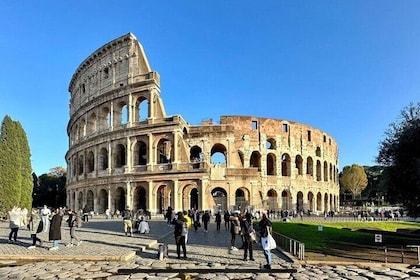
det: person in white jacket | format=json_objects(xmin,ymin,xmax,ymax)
[
  {"xmin": 138, "ymin": 217, "xmax": 150, "ymax": 234},
  {"xmin": 8, "ymin": 207, "xmax": 23, "ymax": 243}
]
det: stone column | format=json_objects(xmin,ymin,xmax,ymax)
[
  {"xmin": 147, "ymin": 181, "xmax": 155, "ymax": 214},
  {"xmin": 126, "ymin": 181, "xmax": 132, "ymax": 209},
  {"xmin": 108, "ymin": 187, "xmax": 112, "ymax": 213},
  {"xmin": 148, "ymin": 133, "xmax": 154, "ymax": 171},
  {"xmin": 173, "ymin": 179, "xmax": 180, "ymax": 212}
]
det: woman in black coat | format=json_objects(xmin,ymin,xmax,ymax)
[{"xmin": 48, "ymin": 208, "xmax": 63, "ymax": 250}]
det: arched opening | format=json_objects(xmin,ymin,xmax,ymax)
[
  {"xmin": 115, "ymin": 144, "xmax": 126, "ymax": 167},
  {"xmin": 135, "ymin": 97, "xmax": 149, "ymax": 121},
  {"xmin": 88, "ymin": 113, "xmax": 97, "ymax": 134},
  {"xmin": 157, "ymin": 185, "xmax": 171, "ymax": 214},
  {"xmin": 97, "ymin": 189, "xmax": 108, "ymax": 214},
  {"xmin": 212, "ymin": 187, "xmax": 227, "ymax": 213},
  {"xmin": 297, "ymin": 191, "xmax": 304, "ymax": 212},
  {"xmin": 316, "ymin": 160, "xmax": 322, "ymax": 181},
  {"xmin": 190, "ymin": 188, "xmax": 199, "ymax": 210},
  {"xmin": 114, "ymin": 187, "xmax": 126, "ymax": 213},
  {"xmin": 87, "ymin": 151, "xmax": 94, "ymax": 173},
  {"xmin": 266, "ymin": 138, "xmax": 276, "ymax": 149},
  {"xmin": 281, "ymin": 153, "xmax": 291, "ymax": 176},
  {"xmin": 267, "ymin": 153, "xmax": 276, "ymax": 175},
  {"xmin": 250, "ymin": 151, "xmax": 261, "ymax": 171},
  {"xmin": 316, "ymin": 192, "xmax": 322, "ymax": 212},
  {"xmin": 323, "ymin": 161, "xmax": 328, "ymax": 181},
  {"xmin": 281, "ymin": 190, "xmax": 290, "ymax": 210},
  {"xmin": 78, "ymin": 155, "xmax": 84, "ymax": 175},
  {"xmin": 267, "ymin": 189, "xmax": 278, "ymax": 210},
  {"xmin": 211, "ymin": 143, "xmax": 227, "ymax": 165},
  {"xmin": 235, "ymin": 188, "xmax": 249, "ymax": 211},
  {"xmin": 157, "ymin": 139, "xmax": 172, "ymax": 164},
  {"xmin": 134, "ymin": 186, "xmax": 147, "ymax": 211},
  {"xmin": 307, "ymin": 192, "xmax": 314, "ymax": 213},
  {"xmin": 190, "ymin": 145, "xmax": 202, "ymax": 168},
  {"xmin": 77, "ymin": 191, "xmax": 83, "ymax": 211},
  {"xmin": 306, "ymin": 157, "xmax": 313, "ymax": 176},
  {"xmin": 295, "ymin": 155, "xmax": 303, "ymax": 175},
  {"xmin": 99, "ymin": 147, "xmax": 108, "ymax": 170},
  {"xmin": 86, "ymin": 190, "xmax": 94, "ymax": 213},
  {"xmin": 134, "ymin": 141, "xmax": 147, "ymax": 165},
  {"xmin": 324, "ymin": 193, "xmax": 329, "ymax": 213}
]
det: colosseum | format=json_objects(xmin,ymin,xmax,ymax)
[{"xmin": 65, "ymin": 33, "xmax": 340, "ymax": 216}]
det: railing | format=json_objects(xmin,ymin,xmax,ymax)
[{"xmin": 272, "ymin": 231, "xmax": 305, "ymax": 260}]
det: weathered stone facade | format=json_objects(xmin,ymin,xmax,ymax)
[{"xmin": 66, "ymin": 33, "xmax": 340, "ymax": 215}]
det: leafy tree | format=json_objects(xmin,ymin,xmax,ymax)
[
  {"xmin": 339, "ymin": 164, "xmax": 368, "ymax": 199},
  {"xmin": 377, "ymin": 102, "xmax": 420, "ymax": 216},
  {"xmin": 32, "ymin": 167, "xmax": 67, "ymax": 208},
  {"xmin": 361, "ymin": 165, "xmax": 387, "ymax": 204},
  {"xmin": 0, "ymin": 115, "xmax": 33, "ymax": 216}
]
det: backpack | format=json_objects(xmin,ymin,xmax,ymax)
[{"xmin": 181, "ymin": 221, "xmax": 188, "ymax": 236}]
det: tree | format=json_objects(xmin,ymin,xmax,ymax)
[
  {"xmin": 377, "ymin": 102, "xmax": 420, "ymax": 216},
  {"xmin": 0, "ymin": 115, "xmax": 33, "ymax": 216},
  {"xmin": 32, "ymin": 166, "xmax": 67, "ymax": 208},
  {"xmin": 339, "ymin": 164, "xmax": 368, "ymax": 199}
]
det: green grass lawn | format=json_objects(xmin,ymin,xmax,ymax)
[{"xmin": 272, "ymin": 221, "xmax": 420, "ymax": 251}]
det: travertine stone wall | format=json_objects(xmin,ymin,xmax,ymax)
[{"xmin": 66, "ymin": 33, "xmax": 340, "ymax": 215}]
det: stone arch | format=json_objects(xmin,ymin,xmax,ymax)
[
  {"xmin": 114, "ymin": 143, "xmax": 126, "ymax": 167},
  {"xmin": 316, "ymin": 160, "xmax": 322, "ymax": 181},
  {"xmin": 267, "ymin": 153, "xmax": 276, "ymax": 175},
  {"xmin": 323, "ymin": 161, "xmax": 328, "ymax": 181},
  {"xmin": 157, "ymin": 138, "xmax": 172, "ymax": 164},
  {"xmin": 87, "ymin": 150, "xmax": 95, "ymax": 173},
  {"xmin": 134, "ymin": 140, "xmax": 147, "ymax": 165},
  {"xmin": 99, "ymin": 147, "xmax": 108, "ymax": 170},
  {"xmin": 86, "ymin": 190, "xmax": 94, "ymax": 212},
  {"xmin": 296, "ymin": 191, "xmax": 304, "ymax": 212},
  {"xmin": 182, "ymin": 184, "xmax": 198, "ymax": 211},
  {"xmin": 115, "ymin": 100, "xmax": 128, "ymax": 125},
  {"xmin": 315, "ymin": 147, "xmax": 321, "ymax": 157},
  {"xmin": 267, "ymin": 189, "xmax": 278, "ymax": 210},
  {"xmin": 324, "ymin": 193, "xmax": 329, "ymax": 213},
  {"xmin": 210, "ymin": 143, "xmax": 227, "ymax": 164},
  {"xmin": 88, "ymin": 112, "xmax": 97, "ymax": 134},
  {"xmin": 306, "ymin": 156, "xmax": 313, "ymax": 176},
  {"xmin": 133, "ymin": 185, "xmax": 147, "ymax": 211},
  {"xmin": 190, "ymin": 145, "xmax": 202, "ymax": 168},
  {"xmin": 281, "ymin": 190, "xmax": 291, "ymax": 210},
  {"xmin": 134, "ymin": 96, "xmax": 149, "ymax": 121},
  {"xmin": 316, "ymin": 192, "xmax": 322, "ymax": 212},
  {"xmin": 80, "ymin": 118, "xmax": 86, "ymax": 138},
  {"xmin": 114, "ymin": 187, "xmax": 126, "ymax": 213},
  {"xmin": 97, "ymin": 189, "xmax": 108, "ymax": 214},
  {"xmin": 235, "ymin": 187, "xmax": 250, "ymax": 211},
  {"xmin": 78, "ymin": 191, "xmax": 83, "ymax": 211},
  {"xmin": 156, "ymin": 184, "xmax": 171, "ymax": 214},
  {"xmin": 212, "ymin": 187, "xmax": 228, "ymax": 212},
  {"xmin": 266, "ymin": 138, "xmax": 276, "ymax": 149},
  {"xmin": 281, "ymin": 153, "xmax": 291, "ymax": 176},
  {"xmin": 78, "ymin": 154, "xmax": 84, "ymax": 175},
  {"xmin": 307, "ymin": 192, "xmax": 314, "ymax": 213},
  {"xmin": 99, "ymin": 106, "xmax": 111, "ymax": 130},
  {"xmin": 295, "ymin": 155, "xmax": 303, "ymax": 175},
  {"xmin": 250, "ymin": 151, "xmax": 261, "ymax": 171}
]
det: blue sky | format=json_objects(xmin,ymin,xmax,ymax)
[{"xmin": 1, "ymin": 1, "xmax": 419, "ymax": 175}]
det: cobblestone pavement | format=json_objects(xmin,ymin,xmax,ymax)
[{"xmin": 0, "ymin": 216, "xmax": 419, "ymax": 279}]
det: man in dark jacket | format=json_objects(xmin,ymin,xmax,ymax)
[
  {"xmin": 172, "ymin": 212, "xmax": 187, "ymax": 259},
  {"xmin": 258, "ymin": 213, "xmax": 273, "ymax": 269}
]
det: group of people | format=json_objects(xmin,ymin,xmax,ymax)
[
  {"xmin": 168, "ymin": 207, "xmax": 274, "ymax": 269},
  {"xmin": 7, "ymin": 205, "xmax": 83, "ymax": 250},
  {"xmin": 121, "ymin": 207, "xmax": 151, "ymax": 236}
]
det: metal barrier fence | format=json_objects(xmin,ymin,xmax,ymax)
[{"xmin": 271, "ymin": 231, "xmax": 305, "ymax": 260}]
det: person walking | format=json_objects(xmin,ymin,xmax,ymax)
[
  {"xmin": 8, "ymin": 207, "xmax": 23, "ymax": 243},
  {"xmin": 240, "ymin": 213, "xmax": 254, "ymax": 261},
  {"xmin": 192, "ymin": 209, "xmax": 201, "ymax": 231},
  {"xmin": 229, "ymin": 211, "xmax": 240, "ymax": 251},
  {"xmin": 172, "ymin": 212, "xmax": 188, "ymax": 259},
  {"xmin": 202, "ymin": 210, "xmax": 210, "ymax": 232},
  {"xmin": 48, "ymin": 208, "xmax": 63, "ymax": 250},
  {"xmin": 66, "ymin": 210, "xmax": 82, "ymax": 246},
  {"xmin": 215, "ymin": 211, "xmax": 222, "ymax": 231},
  {"xmin": 40, "ymin": 205, "xmax": 51, "ymax": 233},
  {"xmin": 224, "ymin": 210, "xmax": 230, "ymax": 230},
  {"xmin": 183, "ymin": 210, "xmax": 192, "ymax": 243},
  {"xmin": 258, "ymin": 213, "xmax": 273, "ymax": 269},
  {"xmin": 28, "ymin": 208, "xmax": 43, "ymax": 249},
  {"xmin": 122, "ymin": 206, "xmax": 133, "ymax": 236}
]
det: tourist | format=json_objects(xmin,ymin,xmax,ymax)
[
  {"xmin": 224, "ymin": 210, "xmax": 230, "ymax": 230},
  {"xmin": 82, "ymin": 205, "xmax": 90, "ymax": 222},
  {"xmin": 138, "ymin": 217, "xmax": 150, "ymax": 234},
  {"xmin": 166, "ymin": 206, "xmax": 173, "ymax": 225},
  {"xmin": 258, "ymin": 213, "xmax": 273, "ymax": 269},
  {"xmin": 172, "ymin": 211, "xmax": 188, "ymax": 259},
  {"xmin": 8, "ymin": 206, "xmax": 23, "ymax": 243},
  {"xmin": 40, "ymin": 205, "xmax": 51, "ymax": 233},
  {"xmin": 240, "ymin": 212, "xmax": 254, "ymax": 261},
  {"xmin": 66, "ymin": 210, "xmax": 82, "ymax": 246},
  {"xmin": 215, "ymin": 211, "xmax": 222, "ymax": 231},
  {"xmin": 229, "ymin": 210, "xmax": 240, "ymax": 251},
  {"xmin": 28, "ymin": 208, "xmax": 42, "ymax": 249},
  {"xmin": 202, "ymin": 210, "xmax": 210, "ymax": 232},
  {"xmin": 122, "ymin": 206, "xmax": 133, "ymax": 236},
  {"xmin": 192, "ymin": 209, "xmax": 201, "ymax": 231},
  {"xmin": 48, "ymin": 208, "xmax": 63, "ymax": 250}
]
